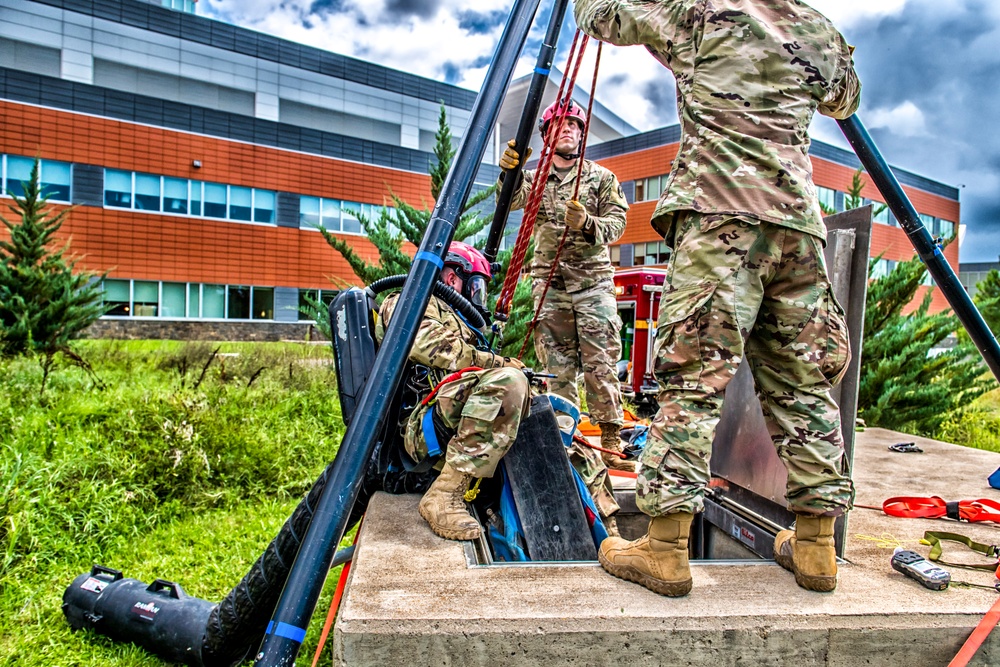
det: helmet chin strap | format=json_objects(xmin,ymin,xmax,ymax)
[{"xmin": 555, "ymin": 149, "xmax": 580, "ymax": 160}]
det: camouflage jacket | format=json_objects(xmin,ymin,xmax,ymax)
[
  {"xmin": 575, "ymin": 0, "xmax": 861, "ymax": 241},
  {"xmin": 375, "ymin": 292, "xmax": 506, "ymax": 382},
  {"xmin": 505, "ymin": 159, "xmax": 628, "ymax": 293}
]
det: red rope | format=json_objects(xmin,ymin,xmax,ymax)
[
  {"xmin": 517, "ymin": 42, "xmax": 604, "ymax": 359},
  {"xmin": 495, "ymin": 31, "xmax": 588, "ymax": 317},
  {"xmin": 310, "ymin": 525, "xmax": 361, "ymax": 667}
]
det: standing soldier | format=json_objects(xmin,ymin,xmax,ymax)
[
  {"xmin": 376, "ymin": 242, "xmax": 531, "ymax": 540},
  {"xmin": 498, "ymin": 100, "xmax": 633, "ymax": 471},
  {"xmin": 574, "ymin": 0, "xmax": 861, "ymax": 595}
]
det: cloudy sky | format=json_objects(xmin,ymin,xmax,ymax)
[{"xmin": 199, "ymin": 0, "xmax": 1000, "ymax": 263}]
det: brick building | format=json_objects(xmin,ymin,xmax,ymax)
[{"xmin": 0, "ymin": 0, "xmax": 960, "ymax": 340}]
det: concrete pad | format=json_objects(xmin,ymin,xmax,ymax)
[{"xmin": 335, "ymin": 428, "xmax": 1000, "ymax": 666}]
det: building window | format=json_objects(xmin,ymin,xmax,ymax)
[
  {"xmin": 939, "ymin": 219, "xmax": 956, "ymax": 239},
  {"xmin": 870, "ymin": 258, "xmax": 898, "ymax": 280},
  {"xmin": 100, "ymin": 279, "xmax": 280, "ymax": 320},
  {"xmin": 298, "ymin": 289, "xmax": 339, "ymax": 320},
  {"xmin": 633, "ymin": 174, "xmax": 668, "ymax": 202},
  {"xmin": 2, "ymin": 155, "xmax": 71, "ymax": 202},
  {"xmin": 817, "ymin": 186, "xmax": 838, "ymax": 213},
  {"xmin": 299, "ymin": 197, "xmax": 390, "ymax": 236},
  {"xmin": 919, "ymin": 213, "xmax": 935, "ymax": 235},
  {"xmin": 103, "ymin": 169, "xmax": 275, "ymax": 225},
  {"xmin": 610, "ymin": 245, "xmax": 621, "ymax": 266}
]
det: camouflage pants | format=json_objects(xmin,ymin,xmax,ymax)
[
  {"xmin": 533, "ymin": 279, "xmax": 624, "ymax": 425},
  {"xmin": 405, "ymin": 367, "xmax": 531, "ymax": 479},
  {"xmin": 638, "ymin": 212, "xmax": 854, "ymax": 517},
  {"xmin": 568, "ymin": 437, "xmax": 620, "ymax": 519}
]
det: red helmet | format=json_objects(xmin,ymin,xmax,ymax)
[
  {"xmin": 444, "ymin": 241, "xmax": 492, "ymax": 311},
  {"xmin": 444, "ymin": 241, "xmax": 492, "ymax": 280},
  {"xmin": 538, "ymin": 100, "xmax": 587, "ymax": 137}
]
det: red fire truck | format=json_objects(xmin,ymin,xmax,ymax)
[{"xmin": 614, "ymin": 267, "xmax": 668, "ymax": 412}]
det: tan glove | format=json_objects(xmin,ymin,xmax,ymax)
[
  {"xmin": 499, "ymin": 139, "xmax": 531, "ymax": 171},
  {"xmin": 502, "ymin": 356, "xmax": 526, "ymax": 370},
  {"xmin": 564, "ymin": 199, "xmax": 588, "ymax": 231}
]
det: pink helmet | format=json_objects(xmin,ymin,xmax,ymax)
[
  {"xmin": 444, "ymin": 241, "xmax": 492, "ymax": 280},
  {"xmin": 538, "ymin": 100, "xmax": 587, "ymax": 137},
  {"xmin": 444, "ymin": 242, "xmax": 492, "ymax": 311}
]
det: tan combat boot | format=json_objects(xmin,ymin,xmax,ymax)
[
  {"xmin": 418, "ymin": 463, "xmax": 482, "ymax": 541},
  {"xmin": 599, "ymin": 422, "xmax": 635, "ymax": 472},
  {"xmin": 598, "ymin": 512, "xmax": 693, "ymax": 597},
  {"xmin": 774, "ymin": 515, "xmax": 838, "ymax": 592}
]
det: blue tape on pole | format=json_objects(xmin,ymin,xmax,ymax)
[
  {"xmin": 534, "ymin": 67, "xmax": 550, "ymax": 76},
  {"xmin": 267, "ymin": 621, "xmax": 307, "ymax": 644},
  {"xmin": 933, "ymin": 246, "xmax": 943, "ymax": 258},
  {"xmin": 415, "ymin": 251, "xmax": 444, "ymax": 269}
]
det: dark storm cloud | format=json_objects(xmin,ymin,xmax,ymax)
[
  {"xmin": 836, "ymin": 2, "xmax": 1000, "ymax": 261},
  {"xmin": 456, "ymin": 9, "xmax": 507, "ymax": 35}
]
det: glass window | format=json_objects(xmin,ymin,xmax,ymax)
[
  {"xmin": 104, "ymin": 169, "xmax": 132, "ymax": 208},
  {"xmin": 298, "ymin": 289, "xmax": 319, "ymax": 318},
  {"xmin": 204, "ymin": 183, "xmax": 227, "ymax": 218},
  {"xmin": 252, "ymin": 287, "xmax": 274, "ymax": 320},
  {"xmin": 203, "ymin": 284, "xmax": 226, "ymax": 318},
  {"xmin": 163, "ymin": 177, "xmax": 188, "ymax": 215},
  {"xmin": 253, "ymin": 189, "xmax": 275, "ymax": 223},
  {"xmin": 322, "ymin": 199, "xmax": 342, "ymax": 231},
  {"xmin": 341, "ymin": 202, "xmax": 362, "ymax": 234},
  {"xmin": 187, "ymin": 284, "xmax": 200, "ymax": 318},
  {"xmin": 610, "ymin": 245, "xmax": 621, "ymax": 266},
  {"xmin": 817, "ymin": 186, "xmax": 837, "ymax": 213},
  {"xmin": 634, "ymin": 180, "xmax": 645, "ymax": 202},
  {"xmin": 102, "ymin": 279, "xmax": 131, "ymax": 316},
  {"xmin": 161, "ymin": 282, "xmax": 186, "ymax": 317},
  {"xmin": 230, "ymin": 186, "xmax": 252, "ymax": 221},
  {"xmin": 6, "ymin": 156, "xmax": 34, "ymax": 198},
  {"xmin": 633, "ymin": 243, "xmax": 646, "ymax": 266},
  {"xmin": 190, "ymin": 181, "xmax": 203, "ymax": 216},
  {"xmin": 133, "ymin": 280, "xmax": 159, "ymax": 316},
  {"xmin": 919, "ymin": 213, "xmax": 935, "ymax": 234},
  {"xmin": 227, "ymin": 286, "xmax": 251, "ymax": 319},
  {"xmin": 872, "ymin": 203, "xmax": 890, "ymax": 225},
  {"xmin": 939, "ymin": 219, "xmax": 955, "ymax": 238},
  {"xmin": 300, "ymin": 196, "xmax": 320, "ymax": 228},
  {"xmin": 134, "ymin": 174, "xmax": 161, "ymax": 211},
  {"xmin": 40, "ymin": 160, "xmax": 71, "ymax": 201}
]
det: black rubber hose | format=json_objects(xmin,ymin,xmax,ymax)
[
  {"xmin": 366, "ymin": 274, "xmax": 487, "ymax": 330},
  {"xmin": 199, "ymin": 460, "xmax": 355, "ymax": 666}
]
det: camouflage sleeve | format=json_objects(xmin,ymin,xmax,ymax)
[
  {"xmin": 587, "ymin": 168, "xmax": 628, "ymax": 246},
  {"xmin": 498, "ymin": 168, "xmax": 536, "ymax": 212},
  {"xmin": 819, "ymin": 41, "xmax": 861, "ymax": 119},
  {"xmin": 573, "ymin": 0, "xmax": 683, "ymax": 53},
  {"xmin": 380, "ymin": 294, "xmax": 501, "ymax": 371}
]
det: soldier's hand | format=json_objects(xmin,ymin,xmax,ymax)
[
  {"xmin": 565, "ymin": 199, "xmax": 588, "ymax": 231},
  {"xmin": 499, "ymin": 139, "xmax": 531, "ymax": 171},
  {"xmin": 501, "ymin": 356, "xmax": 526, "ymax": 370}
]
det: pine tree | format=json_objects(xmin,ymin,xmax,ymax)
[
  {"xmin": 0, "ymin": 159, "xmax": 106, "ymax": 394},
  {"xmin": 858, "ymin": 254, "xmax": 990, "ymax": 434},
  {"xmin": 971, "ymin": 269, "xmax": 1000, "ymax": 336}
]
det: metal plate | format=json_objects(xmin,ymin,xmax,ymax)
[{"xmin": 709, "ymin": 208, "xmax": 873, "ymax": 556}]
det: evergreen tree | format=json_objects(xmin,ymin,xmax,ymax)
[
  {"xmin": 971, "ymin": 269, "xmax": 1000, "ymax": 337},
  {"xmin": 844, "ymin": 167, "xmax": 887, "ymax": 218},
  {"xmin": 0, "ymin": 159, "xmax": 106, "ymax": 394},
  {"xmin": 858, "ymin": 254, "xmax": 990, "ymax": 434}
]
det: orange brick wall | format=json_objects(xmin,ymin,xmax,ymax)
[
  {"xmin": 592, "ymin": 146, "xmax": 960, "ymax": 314},
  {"xmin": 0, "ymin": 100, "xmax": 433, "ymax": 289}
]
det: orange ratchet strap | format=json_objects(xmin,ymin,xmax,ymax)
[{"xmin": 882, "ymin": 496, "xmax": 1000, "ymax": 524}]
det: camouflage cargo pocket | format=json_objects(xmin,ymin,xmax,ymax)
[
  {"xmin": 653, "ymin": 281, "xmax": 717, "ymax": 390},
  {"xmin": 820, "ymin": 291, "xmax": 851, "ymax": 385},
  {"xmin": 460, "ymin": 393, "xmax": 504, "ymax": 423}
]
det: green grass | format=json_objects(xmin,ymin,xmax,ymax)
[
  {"xmin": 1, "ymin": 340, "xmax": 350, "ymax": 666},
  {"xmin": 936, "ymin": 385, "xmax": 1000, "ymax": 454}
]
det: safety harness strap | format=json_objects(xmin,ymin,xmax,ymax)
[
  {"xmin": 924, "ymin": 531, "xmax": 1000, "ymax": 576},
  {"xmin": 883, "ymin": 496, "xmax": 1000, "ymax": 523}
]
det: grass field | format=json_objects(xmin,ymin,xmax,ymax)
[{"xmin": 1, "ymin": 340, "xmax": 350, "ymax": 666}]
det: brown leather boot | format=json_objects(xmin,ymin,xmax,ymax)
[
  {"xmin": 774, "ymin": 514, "xmax": 838, "ymax": 592},
  {"xmin": 598, "ymin": 512, "xmax": 693, "ymax": 597},
  {"xmin": 418, "ymin": 463, "xmax": 482, "ymax": 541},
  {"xmin": 599, "ymin": 422, "xmax": 634, "ymax": 472}
]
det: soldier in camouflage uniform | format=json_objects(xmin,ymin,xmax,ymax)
[
  {"xmin": 376, "ymin": 242, "xmax": 531, "ymax": 541},
  {"xmin": 499, "ymin": 100, "xmax": 633, "ymax": 471},
  {"xmin": 574, "ymin": 0, "xmax": 861, "ymax": 595}
]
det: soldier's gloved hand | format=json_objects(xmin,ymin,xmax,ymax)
[
  {"xmin": 501, "ymin": 356, "xmax": 526, "ymax": 370},
  {"xmin": 565, "ymin": 199, "xmax": 588, "ymax": 231},
  {"xmin": 499, "ymin": 139, "xmax": 531, "ymax": 171}
]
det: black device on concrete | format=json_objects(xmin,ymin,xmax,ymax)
[{"xmin": 891, "ymin": 549, "xmax": 951, "ymax": 591}]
